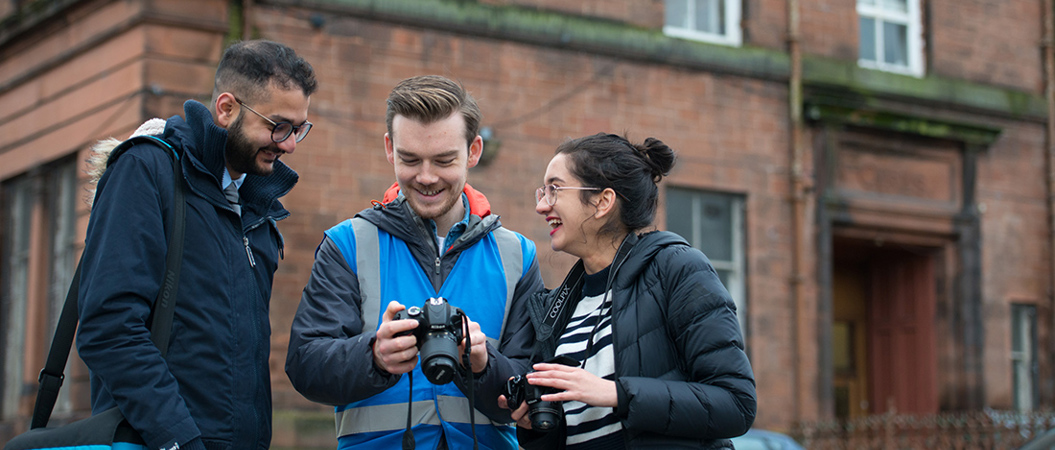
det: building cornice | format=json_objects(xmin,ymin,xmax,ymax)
[
  {"xmin": 0, "ymin": 0, "xmax": 227, "ymax": 98},
  {"xmin": 273, "ymin": 0, "xmax": 1046, "ymax": 123}
]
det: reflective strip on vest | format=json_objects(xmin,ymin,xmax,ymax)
[
  {"xmin": 491, "ymin": 227, "xmax": 522, "ymax": 342},
  {"xmin": 352, "ymin": 218, "xmax": 382, "ymax": 335},
  {"xmin": 336, "ymin": 396, "xmax": 504, "ymax": 436}
]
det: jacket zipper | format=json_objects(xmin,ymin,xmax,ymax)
[
  {"xmin": 434, "ymin": 256, "xmax": 441, "ymax": 276},
  {"xmin": 244, "ymin": 236, "xmax": 256, "ymax": 267}
]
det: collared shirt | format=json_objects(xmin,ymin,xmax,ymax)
[
  {"xmin": 222, "ymin": 169, "xmax": 246, "ymax": 191},
  {"xmin": 414, "ymin": 193, "xmax": 470, "ymax": 255}
]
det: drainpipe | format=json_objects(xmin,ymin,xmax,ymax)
[
  {"xmin": 788, "ymin": 0, "xmax": 809, "ymax": 421},
  {"xmin": 1043, "ymin": 0, "xmax": 1055, "ymax": 408}
]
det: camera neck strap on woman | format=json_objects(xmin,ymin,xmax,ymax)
[
  {"xmin": 580, "ymin": 233, "xmax": 638, "ymax": 369},
  {"xmin": 534, "ymin": 233, "xmax": 639, "ymax": 367}
]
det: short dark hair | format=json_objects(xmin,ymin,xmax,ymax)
[
  {"xmin": 556, "ymin": 133, "xmax": 676, "ymax": 235},
  {"xmin": 385, "ymin": 75, "xmax": 481, "ymax": 148},
  {"xmin": 212, "ymin": 40, "xmax": 317, "ymax": 105}
]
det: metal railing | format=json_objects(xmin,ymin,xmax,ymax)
[{"xmin": 792, "ymin": 410, "xmax": 1055, "ymax": 449}]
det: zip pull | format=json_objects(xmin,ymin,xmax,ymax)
[
  {"xmin": 434, "ymin": 257, "xmax": 441, "ymax": 276},
  {"xmin": 244, "ymin": 236, "xmax": 256, "ymax": 267}
]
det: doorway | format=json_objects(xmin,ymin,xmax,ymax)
[{"xmin": 832, "ymin": 237, "xmax": 939, "ymax": 419}]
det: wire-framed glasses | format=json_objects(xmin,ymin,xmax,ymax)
[
  {"xmin": 535, "ymin": 184, "xmax": 602, "ymax": 205},
  {"xmin": 235, "ymin": 98, "xmax": 313, "ymax": 143}
]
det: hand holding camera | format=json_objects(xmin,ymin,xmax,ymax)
[
  {"xmin": 372, "ymin": 301, "xmax": 423, "ymax": 375},
  {"xmin": 502, "ymin": 355, "xmax": 580, "ymax": 431},
  {"xmin": 393, "ymin": 297, "xmax": 466, "ymax": 385}
]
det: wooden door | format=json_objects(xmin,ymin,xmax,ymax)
[{"xmin": 868, "ymin": 253, "xmax": 938, "ymax": 414}]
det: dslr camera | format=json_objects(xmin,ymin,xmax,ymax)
[
  {"xmin": 395, "ymin": 297, "xmax": 465, "ymax": 385},
  {"xmin": 503, "ymin": 355, "xmax": 579, "ymax": 431}
]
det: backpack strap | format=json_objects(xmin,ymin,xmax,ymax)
[{"xmin": 31, "ymin": 135, "xmax": 186, "ymax": 429}]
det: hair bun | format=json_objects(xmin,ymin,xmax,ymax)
[{"xmin": 634, "ymin": 137, "xmax": 676, "ymax": 182}]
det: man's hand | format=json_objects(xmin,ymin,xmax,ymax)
[
  {"xmin": 372, "ymin": 301, "xmax": 420, "ymax": 374},
  {"xmin": 498, "ymin": 393, "xmax": 533, "ymax": 430},
  {"xmin": 458, "ymin": 316, "xmax": 489, "ymax": 374}
]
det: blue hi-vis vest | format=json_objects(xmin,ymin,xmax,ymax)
[{"xmin": 326, "ymin": 217, "xmax": 533, "ymax": 450}]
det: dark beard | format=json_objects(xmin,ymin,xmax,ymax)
[{"xmin": 225, "ymin": 115, "xmax": 273, "ymax": 177}]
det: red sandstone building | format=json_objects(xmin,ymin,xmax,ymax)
[{"xmin": 1, "ymin": 0, "xmax": 1053, "ymax": 447}]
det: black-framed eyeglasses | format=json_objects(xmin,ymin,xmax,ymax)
[
  {"xmin": 535, "ymin": 184, "xmax": 602, "ymax": 206},
  {"xmin": 235, "ymin": 98, "xmax": 313, "ymax": 143}
]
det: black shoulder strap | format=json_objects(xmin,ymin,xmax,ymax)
[{"xmin": 31, "ymin": 135, "xmax": 186, "ymax": 429}]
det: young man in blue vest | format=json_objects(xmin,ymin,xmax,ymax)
[{"xmin": 286, "ymin": 75, "xmax": 545, "ymax": 449}]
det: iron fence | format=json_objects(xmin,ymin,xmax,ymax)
[{"xmin": 792, "ymin": 410, "xmax": 1055, "ymax": 449}]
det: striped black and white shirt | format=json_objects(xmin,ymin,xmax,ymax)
[{"xmin": 554, "ymin": 266, "xmax": 625, "ymax": 449}]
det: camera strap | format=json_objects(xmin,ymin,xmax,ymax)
[
  {"xmin": 401, "ymin": 308, "xmax": 479, "ymax": 450},
  {"xmin": 581, "ymin": 233, "xmax": 638, "ymax": 368},
  {"xmin": 543, "ymin": 261, "xmax": 587, "ymax": 333}
]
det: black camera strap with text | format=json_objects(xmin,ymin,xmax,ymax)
[{"xmin": 539, "ymin": 261, "xmax": 587, "ymax": 352}]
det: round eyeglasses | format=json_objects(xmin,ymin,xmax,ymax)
[
  {"xmin": 236, "ymin": 98, "xmax": 313, "ymax": 143},
  {"xmin": 535, "ymin": 184, "xmax": 602, "ymax": 206}
]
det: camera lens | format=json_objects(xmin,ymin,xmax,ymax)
[
  {"xmin": 529, "ymin": 402, "xmax": 562, "ymax": 431},
  {"xmin": 419, "ymin": 331, "xmax": 459, "ymax": 384}
]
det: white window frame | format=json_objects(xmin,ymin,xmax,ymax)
[
  {"xmin": 1011, "ymin": 304, "xmax": 1036, "ymax": 412},
  {"xmin": 665, "ymin": 188, "xmax": 747, "ymax": 333},
  {"xmin": 857, "ymin": 0, "xmax": 924, "ymax": 77},
  {"xmin": 663, "ymin": 0, "xmax": 743, "ymax": 47}
]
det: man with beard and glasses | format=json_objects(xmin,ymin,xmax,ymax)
[
  {"xmin": 76, "ymin": 40, "xmax": 316, "ymax": 450},
  {"xmin": 286, "ymin": 75, "xmax": 545, "ymax": 450}
]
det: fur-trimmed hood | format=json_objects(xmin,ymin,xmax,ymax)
[{"xmin": 85, "ymin": 118, "xmax": 167, "ymax": 206}]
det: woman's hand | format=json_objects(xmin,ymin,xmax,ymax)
[
  {"xmin": 498, "ymin": 394, "xmax": 533, "ymax": 429},
  {"xmin": 526, "ymin": 363, "xmax": 618, "ymax": 407}
]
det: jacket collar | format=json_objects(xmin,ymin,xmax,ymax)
[
  {"xmin": 360, "ymin": 182, "xmax": 499, "ymax": 253},
  {"xmin": 608, "ymin": 231, "xmax": 688, "ymax": 288},
  {"xmin": 163, "ymin": 100, "xmax": 298, "ymax": 220}
]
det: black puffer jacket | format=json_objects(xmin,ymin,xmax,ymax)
[{"xmin": 520, "ymin": 231, "xmax": 756, "ymax": 449}]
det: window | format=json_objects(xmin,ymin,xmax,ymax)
[
  {"xmin": 857, "ymin": 0, "xmax": 923, "ymax": 76},
  {"xmin": 1, "ymin": 175, "xmax": 33, "ymax": 419},
  {"xmin": 664, "ymin": 0, "xmax": 742, "ymax": 47},
  {"xmin": 0, "ymin": 157, "xmax": 80, "ymax": 418},
  {"xmin": 665, "ymin": 188, "xmax": 747, "ymax": 332},
  {"xmin": 1011, "ymin": 304, "xmax": 1037, "ymax": 412}
]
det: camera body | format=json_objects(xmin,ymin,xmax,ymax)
[
  {"xmin": 504, "ymin": 373, "xmax": 563, "ymax": 431},
  {"xmin": 395, "ymin": 297, "xmax": 464, "ymax": 385},
  {"xmin": 503, "ymin": 355, "xmax": 579, "ymax": 431}
]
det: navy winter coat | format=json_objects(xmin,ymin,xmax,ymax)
[
  {"xmin": 519, "ymin": 231, "xmax": 756, "ymax": 449},
  {"xmin": 76, "ymin": 100, "xmax": 297, "ymax": 450}
]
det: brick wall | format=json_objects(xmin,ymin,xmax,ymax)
[
  {"xmin": 1, "ymin": 0, "xmax": 1053, "ymax": 446},
  {"xmin": 930, "ymin": 0, "xmax": 1043, "ymax": 92},
  {"xmin": 252, "ymin": 0, "xmax": 809, "ymax": 430}
]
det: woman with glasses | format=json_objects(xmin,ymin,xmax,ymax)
[{"xmin": 501, "ymin": 133, "xmax": 756, "ymax": 449}]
